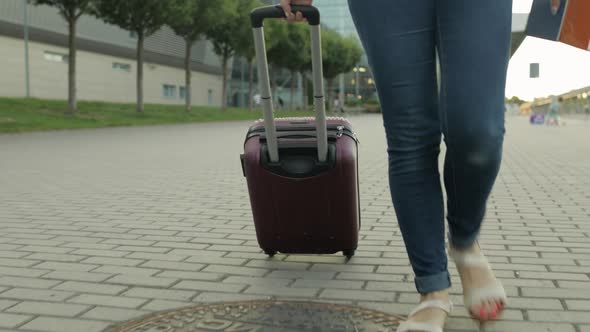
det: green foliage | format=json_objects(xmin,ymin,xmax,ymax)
[
  {"xmin": 321, "ymin": 30, "xmax": 363, "ymax": 80},
  {"xmin": 168, "ymin": 0, "xmax": 222, "ymax": 43},
  {"xmin": 234, "ymin": 0, "xmax": 264, "ymax": 61},
  {"xmin": 93, "ymin": 0, "xmax": 171, "ymax": 36},
  {"xmin": 207, "ymin": 0, "xmax": 240, "ymax": 60},
  {"xmin": 267, "ymin": 22, "xmax": 310, "ymax": 72},
  {"xmin": 31, "ymin": 0, "xmax": 92, "ymax": 21},
  {"xmin": 508, "ymin": 96, "xmax": 526, "ymax": 106}
]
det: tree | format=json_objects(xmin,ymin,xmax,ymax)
[
  {"xmin": 261, "ymin": 22, "xmax": 309, "ymax": 111},
  {"xmin": 265, "ymin": 20, "xmax": 288, "ymax": 107},
  {"xmin": 32, "ymin": 0, "xmax": 92, "ymax": 114},
  {"xmin": 234, "ymin": 0, "xmax": 263, "ymax": 111},
  {"xmin": 321, "ymin": 30, "xmax": 362, "ymax": 111},
  {"xmin": 168, "ymin": 0, "xmax": 223, "ymax": 112},
  {"xmin": 508, "ymin": 96, "xmax": 526, "ymax": 106},
  {"xmin": 93, "ymin": 0, "xmax": 170, "ymax": 113},
  {"xmin": 207, "ymin": 0, "xmax": 241, "ymax": 112}
]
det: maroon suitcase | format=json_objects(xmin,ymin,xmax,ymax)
[{"xmin": 240, "ymin": 5, "xmax": 360, "ymax": 258}]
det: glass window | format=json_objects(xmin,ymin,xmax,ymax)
[
  {"xmin": 43, "ymin": 51, "xmax": 68, "ymax": 63},
  {"xmin": 530, "ymin": 63, "xmax": 540, "ymax": 78},
  {"xmin": 179, "ymin": 86, "xmax": 186, "ymax": 99},
  {"xmin": 129, "ymin": 31, "xmax": 137, "ymax": 39},
  {"xmin": 112, "ymin": 62, "xmax": 131, "ymax": 72},
  {"xmin": 163, "ymin": 84, "xmax": 176, "ymax": 98}
]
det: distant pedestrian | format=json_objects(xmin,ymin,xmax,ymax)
[
  {"xmin": 547, "ymin": 96, "xmax": 561, "ymax": 126},
  {"xmin": 253, "ymin": 93, "xmax": 261, "ymax": 108},
  {"xmin": 278, "ymin": 97, "xmax": 284, "ymax": 109}
]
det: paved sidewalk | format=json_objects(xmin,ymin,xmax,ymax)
[{"xmin": 0, "ymin": 114, "xmax": 589, "ymax": 332}]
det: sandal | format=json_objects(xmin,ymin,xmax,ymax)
[
  {"xmin": 397, "ymin": 300, "xmax": 453, "ymax": 332},
  {"xmin": 449, "ymin": 245, "xmax": 507, "ymax": 321}
]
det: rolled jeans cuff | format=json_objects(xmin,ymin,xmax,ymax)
[{"xmin": 414, "ymin": 270, "xmax": 451, "ymax": 294}]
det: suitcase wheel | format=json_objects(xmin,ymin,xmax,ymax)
[
  {"xmin": 343, "ymin": 249, "xmax": 355, "ymax": 259},
  {"xmin": 264, "ymin": 249, "xmax": 277, "ymax": 257}
]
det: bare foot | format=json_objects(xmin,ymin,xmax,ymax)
[
  {"xmin": 453, "ymin": 244, "xmax": 505, "ymax": 321},
  {"xmin": 405, "ymin": 290, "xmax": 450, "ymax": 331}
]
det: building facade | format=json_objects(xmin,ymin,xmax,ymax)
[{"xmin": 0, "ymin": 0, "xmax": 224, "ymax": 106}]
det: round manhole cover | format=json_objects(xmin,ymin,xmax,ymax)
[{"xmin": 106, "ymin": 300, "xmax": 404, "ymax": 332}]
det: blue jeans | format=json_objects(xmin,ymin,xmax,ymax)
[{"xmin": 348, "ymin": 0, "xmax": 512, "ymax": 294}]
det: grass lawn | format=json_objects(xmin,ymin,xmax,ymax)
[{"xmin": 0, "ymin": 98, "xmax": 316, "ymax": 133}]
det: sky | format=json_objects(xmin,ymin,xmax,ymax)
[{"xmin": 507, "ymin": 0, "xmax": 590, "ymax": 100}]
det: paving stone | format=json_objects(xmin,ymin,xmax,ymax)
[
  {"xmin": 0, "ymin": 267, "xmax": 50, "ymax": 278},
  {"xmin": 319, "ymin": 289, "xmax": 396, "ymax": 302},
  {"xmin": 105, "ymin": 275, "xmax": 177, "ymax": 288},
  {"xmin": 0, "ymin": 258, "xmax": 39, "ymax": 268},
  {"xmin": 81, "ymin": 257, "xmax": 144, "ymax": 267},
  {"xmin": 244, "ymin": 260, "xmax": 310, "ymax": 270},
  {"xmin": 20, "ymin": 316, "xmax": 110, "ymax": 332},
  {"xmin": 68, "ymin": 294, "xmax": 148, "ymax": 308},
  {"xmin": 244, "ymin": 285, "xmax": 319, "ymax": 298},
  {"xmin": 0, "ymin": 313, "xmax": 32, "ymax": 328},
  {"xmin": 92, "ymin": 265, "xmax": 160, "ymax": 276},
  {"xmin": 53, "ymin": 281, "xmax": 127, "ymax": 295},
  {"xmin": 43, "ymin": 271, "xmax": 112, "ymax": 282},
  {"xmin": 0, "ymin": 277, "xmax": 60, "ymax": 289},
  {"xmin": 565, "ymin": 300, "xmax": 590, "ymax": 311},
  {"xmin": 202, "ymin": 265, "xmax": 267, "ymax": 277},
  {"xmin": 266, "ymin": 270, "xmax": 336, "ymax": 279},
  {"xmin": 528, "ymin": 310, "xmax": 590, "ymax": 323},
  {"xmin": 291, "ymin": 279, "xmax": 364, "ymax": 289},
  {"xmin": 0, "ymin": 300, "xmax": 18, "ymax": 311},
  {"xmin": 0, "ymin": 288, "xmax": 75, "ymax": 301},
  {"xmin": 34, "ymin": 262, "xmax": 98, "ymax": 272},
  {"xmin": 25, "ymin": 253, "xmax": 85, "ymax": 262},
  {"xmin": 155, "ymin": 270, "xmax": 224, "ymax": 281},
  {"xmin": 140, "ymin": 299, "xmax": 192, "ymax": 312},
  {"xmin": 174, "ymin": 281, "xmax": 246, "ymax": 293},
  {"xmin": 122, "ymin": 287, "xmax": 196, "ymax": 301},
  {"xmin": 7, "ymin": 301, "xmax": 89, "ymax": 317}
]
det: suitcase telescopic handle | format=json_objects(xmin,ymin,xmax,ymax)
[{"xmin": 250, "ymin": 5, "xmax": 328, "ymax": 163}]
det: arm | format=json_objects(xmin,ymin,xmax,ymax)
[{"xmin": 551, "ymin": 0, "xmax": 560, "ymax": 14}]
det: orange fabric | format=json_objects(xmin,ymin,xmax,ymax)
[{"xmin": 559, "ymin": 0, "xmax": 590, "ymax": 50}]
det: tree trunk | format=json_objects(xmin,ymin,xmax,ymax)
[
  {"xmin": 249, "ymin": 57, "xmax": 255, "ymax": 111},
  {"xmin": 301, "ymin": 71, "xmax": 307, "ymax": 111},
  {"xmin": 289, "ymin": 70, "xmax": 297, "ymax": 111},
  {"xmin": 136, "ymin": 31, "xmax": 145, "ymax": 113},
  {"xmin": 185, "ymin": 38, "xmax": 192, "ymax": 113},
  {"xmin": 221, "ymin": 54, "xmax": 228, "ymax": 112},
  {"xmin": 67, "ymin": 18, "xmax": 77, "ymax": 114}
]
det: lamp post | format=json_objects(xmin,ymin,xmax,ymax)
[
  {"xmin": 353, "ymin": 66, "xmax": 366, "ymax": 100},
  {"xmin": 23, "ymin": 0, "xmax": 30, "ymax": 98}
]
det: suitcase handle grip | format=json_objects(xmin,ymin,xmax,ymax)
[
  {"xmin": 251, "ymin": 5, "xmax": 320, "ymax": 28},
  {"xmin": 251, "ymin": 6, "xmax": 327, "ymax": 164}
]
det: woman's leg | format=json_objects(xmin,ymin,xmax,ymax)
[
  {"xmin": 436, "ymin": 0, "xmax": 512, "ymax": 255},
  {"xmin": 348, "ymin": 0, "xmax": 450, "ymax": 294},
  {"xmin": 436, "ymin": 0, "xmax": 513, "ymax": 320}
]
